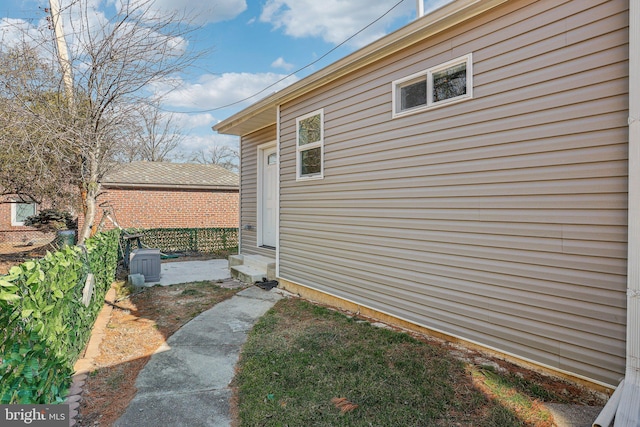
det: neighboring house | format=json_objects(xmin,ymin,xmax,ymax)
[
  {"xmin": 215, "ymin": 0, "xmax": 640, "ymax": 421},
  {"xmin": 81, "ymin": 162, "xmax": 239, "ymax": 231},
  {"xmin": 0, "ymin": 196, "xmax": 45, "ymax": 248}
]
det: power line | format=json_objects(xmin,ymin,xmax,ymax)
[{"xmin": 166, "ymin": 0, "xmax": 408, "ymax": 115}]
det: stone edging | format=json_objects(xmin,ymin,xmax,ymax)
[{"xmin": 64, "ymin": 286, "xmax": 117, "ymax": 427}]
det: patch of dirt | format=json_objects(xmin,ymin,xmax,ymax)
[
  {"xmin": 0, "ymin": 242, "xmax": 57, "ymax": 275},
  {"xmin": 76, "ymin": 279, "xmax": 245, "ymax": 427}
]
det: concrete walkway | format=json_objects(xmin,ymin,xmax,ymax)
[{"xmin": 114, "ymin": 286, "xmax": 283, "ymax": 427}]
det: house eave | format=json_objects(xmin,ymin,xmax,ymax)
[{"xmin": 213, "ymin": 0, "xmax": 508, "ymax": 137}]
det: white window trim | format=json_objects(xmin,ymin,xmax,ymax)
[
  {"xmin": 11, "ymin": 201, "xmax": 37, "ymax": 226},
  {"xmin": 392, "ymin": 53, "xmax": 473, "ymax": 118},
  {"xmin": 296, "ymin": 108, "xmax": 324, "ymax": 181}
]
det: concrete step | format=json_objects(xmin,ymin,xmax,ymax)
[
  {"xmin": 230, "ymin": 265, "xmax": 269, "ymax": 284},
  {"xmin": 228, "ymin": 254, "xmax": 276, "ymax": 283},
  {"xmin": 228, "ymin": 254, "xmax": 245, "ymax": 267},
  {"xmin": 243, "ymin": 254, "xmax": 275, "ymax": 271}
]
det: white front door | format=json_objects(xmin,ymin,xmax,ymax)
[{"xmin": 260, "ymin": 146, "xmax": 277, "ymax": 248}]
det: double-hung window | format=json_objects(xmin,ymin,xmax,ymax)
[
  {"xmin": 11, "ymin": 201, "xmax": 37, "ymax": 226},
  {"xmin": 296, "ymin": 109, "xmax": 324, "ymax": 180},
  {"xmin": 392, "ymin": 54, "xmax": 473, "ymax": 117}
]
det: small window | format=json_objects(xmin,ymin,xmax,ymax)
[
  {"xmin": 296, "ymin": 109, "xmax": 324, "ymax": 180},
  {"xmin": 11, "ymin": 202, "xmax": 37, "ymax": 226},
  {"xmin": 267, "ymin": 152, "xmax": 277, "ymax": 165},
  {"xmin": 400, "ymin": 79, "xmax": 427, "ymax": 111},
  {"xmin": 392, "ymin": 54, "xmax": 472, "ymax": 117}
]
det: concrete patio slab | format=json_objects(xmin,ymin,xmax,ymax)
[{"xmin": 145, "ymin": 259, "xmax": 231, "ymax": 286}]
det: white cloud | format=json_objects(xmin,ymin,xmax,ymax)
[
  {"xmin": 271, "ymin": 56, "xmax": 293, "ymax": 71},
  {"xmin": 128, "ymin": 0, "xmax": 247, "ymax": 26},
  {"xmin": 259, "ymin": 0, "xmax": 413, "ymax": 48},
  {"xmin": 153, "ymin": 72, "xmax": 300, "ymax": 157},
  {"xmin": 259, "ymin": 0, "xmax": 453, "ymax": 48},
  {"xmin": 0, "ymin": 17, "xmax": 48, "ymax": 51},
  {"xmin": 155, "ymin": 71, "xmax": 299, "ymax": 110},
  {"xmin": 174, "ymin": 112, "xmax": 217, "ymax": 129}
]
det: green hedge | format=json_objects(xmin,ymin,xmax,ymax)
[
  {"xmin": 125, "ymin": 227, "xmax": 238, "ymax": 255},
  {"xmin": 0, "ymin": 230, "xmax": 120, "ymax": 404}
]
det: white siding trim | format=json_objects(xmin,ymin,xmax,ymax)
[{"xmin": 276, "ymin": 105, "xmax": 281, "ymax": 277}]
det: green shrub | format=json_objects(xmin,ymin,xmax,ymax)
[
  {"xmin": 0, "ymin": 229, "xmax": 120, "ymax": 404},
  {"xmin": 24, "ymin": 209, "xmax": 77, "ymax": 232}
]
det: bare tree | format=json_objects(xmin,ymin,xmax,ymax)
[
  {"xmin": 193, "ymin": 144, "xmax": 239, "ymax": 172},
  {"xmin": 0, "ymin": 0, "xmax": 203, "ymax": 242},
  {"xmin": 117, "ymin": 101, "xmax": 186, "ymax": 163},
  {"xmin": 0, "ymin": 45, "xmax": 77, "ymax": 208}
]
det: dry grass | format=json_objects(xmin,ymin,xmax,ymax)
[{"xmin": 233, "ymin": 298, "xmax": 606, "ymax": 427}]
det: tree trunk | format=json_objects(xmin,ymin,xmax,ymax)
[{"xmin": 77, "ymin": 181, "xmax": 100, "ymax": 244}]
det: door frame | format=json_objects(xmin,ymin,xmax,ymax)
[{"xmin": 257, "ymin": 141, "xmax": 277, "ymax": 248}]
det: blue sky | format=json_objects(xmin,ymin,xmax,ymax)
[{"xmin": 0, "ymin": 0, "xmax": 452, "ymax": 159}]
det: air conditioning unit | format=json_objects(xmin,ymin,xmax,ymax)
[{"xmin": 129, "ymin": 248, "xmax": 161, "ymax": 282}]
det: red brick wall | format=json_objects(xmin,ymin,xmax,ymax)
[
  {"xmin": 0, "ymin": 198, "xmax": 13, "ymax": 232},
  {"xmin": 79, "ymin": 187, "xmax": 239, "ymax": 231},
  {"xmin": 0, "ymin": 196, "xmax": 54, "ymax": 247}
]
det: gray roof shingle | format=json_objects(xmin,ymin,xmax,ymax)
[{"xmin": 101, "ymin": 162, "xmax": 239, "ymax": 189}]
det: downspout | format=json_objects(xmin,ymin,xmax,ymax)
[{"xmin": 593, "ymin": 1, "xmax": 640, "ymax": 426}]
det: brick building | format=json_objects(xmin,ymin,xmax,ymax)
[
  {"xmin": 81, "ymin": 162, "xmax": 239, "ymax": 231},
  {"xmin": 0, "ymin": 196, "xmax": 55, "ymax": 252}
]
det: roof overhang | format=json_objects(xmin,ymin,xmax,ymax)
[
  {"xmin": 213, "ymin": 0, "xmax": 508, "ymax": 137},
  {"xmin": 101, "ymin": 183, "xmax": 239, "ymax": 191}
]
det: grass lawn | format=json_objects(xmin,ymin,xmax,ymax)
[{"xmin": 234, "ymin": 298, "xmax": 598, "ymax": 427}]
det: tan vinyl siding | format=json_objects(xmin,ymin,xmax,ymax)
[
  {"xmin": 277, "ymin": 0, "xmax": 628, "ymax": 386},
  {"xmin": 239, "ymin": 125, "xmax": 276, "ymax": 257}
]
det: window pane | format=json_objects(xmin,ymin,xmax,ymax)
[
  {"xmin": 298, "ymin": 114, "xmax": 321, "ymax": 146},
  {"xmin": 300, "ymin": 147, "xmax": 321, "ymax": 176},
  {"xmin": 267, "ymin": 153, "xmax": 277, "ymax": 165},
  {"xmin": 16, "ymin": 203, "xmax": 36, "ymax": 222},
  {"xmin": 400, "ymin": 79, "xmax": 427, "ymax": 110},
  {"xmin": 433, "ymin": 62, "xmax": 466, "ymax": 102}
]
